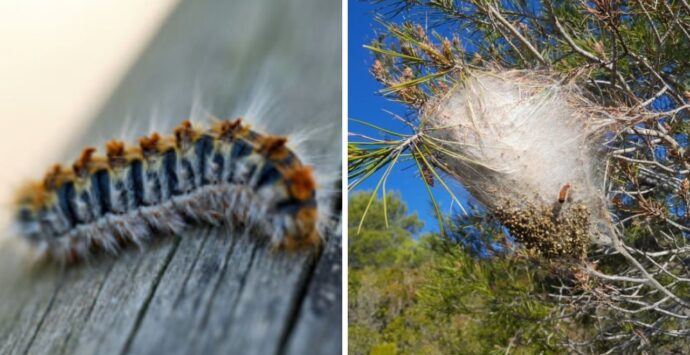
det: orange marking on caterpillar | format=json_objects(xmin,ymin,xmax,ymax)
[
  {"xmin": 211, "ymin": 118, "xmax": 243, "ymax": 140},
  {"xmin": 257, "ymin": 135, "xmax": 289, "ymax": 161},
  {"xmin": 73, "ymin": 147, "xmax": 97, "ymax": 177},
  {"xmin": 287, "ymin": 166, "xmax": 316, "ymax": 201},
  {"xmin": 43, "ymin": 165, "xmax": 75, "ymax": 190},
  {"xmin": 283, "ymin": 207, "xmax": 319, "ymax": 250},
  {"xmin": 174, "ymin": 120, "xmax": 202, "ymax": 148},
  {"xmin": 14, "ymin": 181, "xmax": 48, "ymax": 209},
  {"xmin": 106, "ymin": 140, "xmax": 127, "ymax": 167},
  {"xmin": 558, "ymin": 183, "xmax": 571, "ymax": 203},
  {"xmin": 139, "ymin": 133, "xmax": 161, "ymax": 155}
]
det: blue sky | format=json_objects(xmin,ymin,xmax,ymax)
[{"xmin": 348, "ymin": 0, "xmax": 473, "ymax": 233}]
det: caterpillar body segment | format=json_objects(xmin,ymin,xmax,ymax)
[{"xmin": 14, "ymin": 119, "xmax": 319, "ymax": 263}]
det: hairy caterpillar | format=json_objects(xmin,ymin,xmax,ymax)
[{"xmin": 13, "ymin": 119, "xmax": 319, "ymax": 263}]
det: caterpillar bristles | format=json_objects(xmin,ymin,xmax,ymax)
[{"xmin": 13, "ymin": 118, "xmax": 321, "ymax": 265}]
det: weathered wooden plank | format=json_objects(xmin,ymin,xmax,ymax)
[
  {"xmin": 0, "ymin": 0, "xmax": 341, "ymax": 354},
  {"xmin": 195, "ymin": 238, "xmax": 316, "ymax": 354},
  {"xmin": 124, "ymin": 227, "xmax": 243, "ymax": 355},
  {"xmin": 284, "ymin": 224, "xmax": 343, "ymax": 355},
  {"xmin": 180, "ymin": 230, "xmax": 263, "ymax": 353},
  {"xmin": 0, "ymin": 267, "xmax": 63, "ymax": 355},
  {"xmin": 23, "ymin": 264, "xmax": 112, "ymax": 355},
  {"xmin": 65, "ymin": 241, "xmax": 179, "ymax": 355}
]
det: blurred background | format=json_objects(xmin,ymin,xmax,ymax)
[{"xmin": 0, "ymin": 0, "xmax": 178, "ymax": 225}]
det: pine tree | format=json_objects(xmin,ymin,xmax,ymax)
[{"xmin": 350, "ymin": 1, "xmax": 690, "ymax": 352}]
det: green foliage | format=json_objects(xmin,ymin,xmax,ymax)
[
  {"xmin": 417, "ymin": 247, "xmax": 568, "ymax": 354},
  {"xmin": 348, "ymin": 194, "xmax": 570, "ymax": 354},
  {"xmin": 349, "ymin": 191, "xmax": 423, "ymax": 233},
  {"xmin": 349, "ymin": 191, "xmax": 424, "ymax": 269},
  {"xmin": 370, "ymin": 343, "xmax": 397, "ymax": 355}
]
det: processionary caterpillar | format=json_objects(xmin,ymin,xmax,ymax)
[
  {"xmin": 13, "ymin": 119, "xmax": 319, "ymax": 263},
  {"xmin": 558, "ymin": 183, "xmax": 572, "ymax": 204}
]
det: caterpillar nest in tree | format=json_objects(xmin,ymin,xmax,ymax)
[
  {"xmin": 13, "ymin": 119, "xmax": 320, "ymax": 263},
  {"xmin": 423, "ymin": 70, "xmax": 613, "ymax": 257}
]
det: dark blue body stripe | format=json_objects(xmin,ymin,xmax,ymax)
[
  {"xmin": 255, "ymin": 163, "xmax": 282, "ymax": 188},
  {"xmin": 94, "ymin": 170, "xmax": 112, "ymax": 215},
  {"xmin": 195, "ymin": 135, "xmax": 213, "ymax": 185},
  {"xmin": 130, "ymin": 160, "xmax": 144, "ymax": 206},
  {"xmin": 57, "ymin": 182, "xmax": 77, "ymax": 227},
  {"xmin": 162, "ymin": 150, "xmax": 179, "ymax": 196}
]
